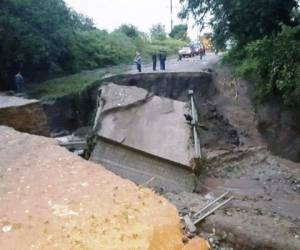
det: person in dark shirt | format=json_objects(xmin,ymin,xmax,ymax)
[
  {"xmin": 159, "ymin": 52, "xmax": 167, "ymax": 71},
  {"xmin": 152, "ymin": 53, "xmax": 157, "ymax": 71},
  {"xmin": 15, "ymin": 72, "xmax": 24, "ymax": 92}
]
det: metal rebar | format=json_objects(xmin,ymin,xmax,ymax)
[
  {"xmin": 194, "ymin": 196, "xmax": 234, "ymax": 225},
  {"xmin": 193, "ymin": 191, "xmax": 229, "ymax": 218},
  {"xmin": 189, "ymin": 90, "xmax": 201, "ymax": 158}
]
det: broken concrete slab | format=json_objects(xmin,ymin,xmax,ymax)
[
  {"xmin": 0, "ymin": 93, "xmax": 49, "ymax": 136},
  {"xmin": 93, "ymin": 82, "xmax": 149, "ymax": 133},
  {"xmin": 0, "ymin": 94, "xmax": 37, "ymax": 108},
  {"xmin": 91, "ymin": 83, "xmax": 197, "ymax": 192},
  {"xmin": 94, "ymin": 83, "xmax": 195, "ymax": 166},
  {"xmin": 96, "ymin": 82, "xmax": 148, "ymax": 113},
  {"xmin": 56, "ymin": 135, "xmax": 87, "ymax": 150},
  {"xmin": 0, "ymin": 126, "xmax": 205, "ymax": 250}
]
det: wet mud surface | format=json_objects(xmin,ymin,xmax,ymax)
[
  {"xmin": 165, "ymin": 147, "xmax": 300, "ymax": 250},
  {"xmin": 163, "ymin": 58, "xmax": 300, "ymax": 250}
]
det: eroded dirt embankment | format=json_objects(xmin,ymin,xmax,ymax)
[
  {"xmin": 256, "ymin": 102, "xmax": 300, "ymax": 162},
  {"xmin": 211, "ymin": 61, "xmax": 300, "ymax": 162},
  {"xmin": 0, "ymin": 94, "xmax": 49, "ymax": 136}
]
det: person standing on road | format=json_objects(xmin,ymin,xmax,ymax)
[
  {"xmin": 159, "ymin": 52, "xmax": 167, "ymax": 71},
  {"xmin": 134, "ymin": 52, "xmax": 142, "ymax": 73},
  {"xmin": 14, "ymin": 71, "xmax": 24, "ymax": 92},
  {"xmin": 200, "ymin": 47, "xmax": 204, "ymax": 60},
  {"xmin": 152, "ymin": 53, "xmax": 157, "ymax": 71}
]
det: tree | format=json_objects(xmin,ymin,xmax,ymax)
[
  {"xmin": 169, "ymin": 24, "xmax": 189, "ymax": 41},
  {"xmin": 179, "ymin": 0, "xmax": 299, "ymax": 48},
  {"xmin": 115, "ymin": 24, "xmax": 140, "ymax": 39},
  {"xmin": 0, "ymin": 0, "xmax": 95, "ymax": 89},
  {"xmin": 150, "ymin": 24, "xmax": 167, "ymax": 40}
]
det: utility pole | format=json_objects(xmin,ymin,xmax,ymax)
[{"xmin": 170, "ymin": 0, "xmax": 173, "ymax": 32}]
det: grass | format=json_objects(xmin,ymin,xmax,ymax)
[{"xmin": 28, "ymin": 65, "xmax": 131, "ymax": 102}]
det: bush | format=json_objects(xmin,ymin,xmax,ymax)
[
  {"xmin": 145, "ymin": 38, "xmax": 186, "ymax": 55},
  {"xmin": 224, "ymin": 25, "xmax": 300, "ymax": 107}
]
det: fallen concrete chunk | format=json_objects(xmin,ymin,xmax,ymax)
[
  {"xmin": 0, "ymin": 126, "xmax": 203, "ymax": 249},
  {"xmin": 94, "ymin": 83, "xmax": 194, "ymax": 166},
  {"xmin": 91, "ymin": 83, "xmax": 197, "ymax": 192},
  {"xmin": 0, "ymin": 93, "xmax": 49, "ymax": 136},
  {"xmin": 56, "ymin": 135, "xmax": 87, "ymax": 150},
  {"xmin": 96, "ymin": 82, "xmax": 148, "ymax": 113},
  {"xmin": 184, "ymin": 215, "xmax": 197, "ymax": 233}
]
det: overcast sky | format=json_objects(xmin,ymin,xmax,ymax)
[{"xmin": 64, "ymin": 0, "xmax": 202, "ymax": 39}]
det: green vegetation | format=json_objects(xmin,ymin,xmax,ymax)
[
  {"xmin": 28, "ymin": 65, "xmax": 130, "ymax": 101},
  {"xmin": 0, "ymin": 0, "xmax": 185, "ymax": 93},
  {"xmin": 115, "ymin": 24, "xmax": 186, "ymax": 59},
  {"xmin": 143, "ymin": 38, "xmax": 186, "ymax": 56},
  {"xmin": 223, "ymin": 26, "xmax": 300, "ymax": 107},
  {"xmin": 180, "ymin": 0, "xmax": 300, "ymax": 107},
  {"xmin": 28, "ymin": 70, "xmax": 103, "ymax": 101},
  {"xmin": 169, "ymin": 24, "xmax": 189, "ymax": 42},
  {"xmin": 150, "ymin": 23, "xmax": 167, "ymax": 41},
  {"xmin": 0, "ymin": 0, "xmax": 93, "ymax": 89}
]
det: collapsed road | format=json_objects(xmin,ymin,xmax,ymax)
[
  {"xmin": 0, "ymin": 53, "xmax": 299, "ymax": 250},
  {"xmin": 87, "ymin": 67, "xmax": 300, "ymax": 250}
]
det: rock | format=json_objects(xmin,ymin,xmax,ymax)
[
  {"xmin": 225, "ymin": 210, "xmax": 233, "ymax": 216},
  {"xmin": 184, "ymin": 215, "xmax": 197, "ymax": 233},
  {"xmin": 2, "ymin": 225, "xmax": 13, "ymax": 233},
  {"xmin": 0, "ymin": 126, "xmax": 199, "ymax": 250},
  {"xmin": 0, "ymin": 94, "xmax": 49, "ymax": 136},
  {"xmin": 56, "ymin": 135, "xmax": 87, "ymax": 150},
  {"xmin": 221, "ymin": 231, "xmax": 227, "ymax": 240},
  {"xmin": 73, "ymin": 149, "xmax": 85, "ymax": 156},
  {"xmin": 50, "ymin": 130, "xmax": 70, "ymax": 137}
]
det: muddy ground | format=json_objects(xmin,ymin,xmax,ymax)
[{"xmin": 163, "ymin": 59, "xmax": 300, "ymax": 250}]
